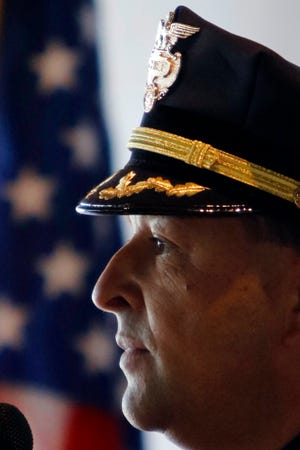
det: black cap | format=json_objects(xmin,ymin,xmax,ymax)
[{"xmin": 76, "ymin": 5, "xmax": 300, "ymax": 216}]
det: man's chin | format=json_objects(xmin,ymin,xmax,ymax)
[{"xmin": 121, "ymin": 383, "xmax": 168, "ymax": 432}]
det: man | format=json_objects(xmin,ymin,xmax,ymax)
[{"xmin": 76, "ymin": 6, "xmax": 300, "ymax": 450}]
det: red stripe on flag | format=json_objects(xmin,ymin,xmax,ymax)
[{"xmin": 64, "ymin": 405, "xmax": 126, "ymax": 450}]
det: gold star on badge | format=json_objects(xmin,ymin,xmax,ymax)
[{"xmin": 30, "ymin": 41, "xmax": 81, "ymax": 93}]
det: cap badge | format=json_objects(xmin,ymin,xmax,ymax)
[{"xmin": 144, "ymin": 12, "xmax": 200, "ymax": 112}]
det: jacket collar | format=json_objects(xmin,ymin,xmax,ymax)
[{"xmin": 282, "ymin": 435, "xmax": 300, "ymax": 449}]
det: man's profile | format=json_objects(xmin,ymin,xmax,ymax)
[{"xmin": 76, "ymin": 6, "xmax": 300, "ymax": 450}]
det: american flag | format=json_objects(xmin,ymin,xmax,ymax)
[{"xmin": 0, "ymin": 0, "xmax": 141, "ymax": 449}]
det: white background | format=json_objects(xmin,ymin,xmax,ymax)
[{"xmin": 95, "ymin": 1, "xmax": 300, "ymax": 449}]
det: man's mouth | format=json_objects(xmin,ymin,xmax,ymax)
[{"xmin": 116, "ymin": 334, "xmax": 150, "ymax": 371}]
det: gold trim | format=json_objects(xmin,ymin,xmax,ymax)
[
  {"xmin": 99, "ymin": 171, "xmax": 208, "ymax": 200},
  {"xmin": 128, "ymin": 127, "xmax": 300, "ymax": 207}
]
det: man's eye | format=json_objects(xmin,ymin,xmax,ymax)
[{"xmin": 151, "ymin": 237, "xmax": 169, "ymax": 254}]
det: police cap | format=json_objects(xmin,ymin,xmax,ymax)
[{"xmin": 76, "ymin": 5, "xmax": 300, "ymax": 217}]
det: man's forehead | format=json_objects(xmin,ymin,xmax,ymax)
[
  {"xmin": 127, "ymin": 214, "xmax": 195, "ymax": 228},
  {"xmin": 126, "ymin": 214, "xmax": 247, "ymax": 234}
]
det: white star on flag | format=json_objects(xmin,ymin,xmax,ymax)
[
  {"xmin": 2, "ymin": 167, "xmax": 56, "ymax": 221},
  {"xmin": 75, "ymin": 325, "xmax": 116, "ymax": 374},
  {"xmin": 36, "ymin": 242, "xmax": 90, "ymax": 298},
  {"xmin": 0, "ymin": 297, "xmax": 29, "ymax": 349},
  {"xmin": 61, "ymin": 121, "xmax": 100, "ymax": 168},
  {"xmin": 30, "ymin": 41, "xmax": 81, "ymax": 93},
  {"xmin": 78, "ymin": 3, "xmax": 97, "ymax": 45}
]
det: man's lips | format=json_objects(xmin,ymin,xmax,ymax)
[
  {"xmin": 116, "ymin": 334, "xmax": 148, "ymax": 352},
  {"xmin": 116, "ymin": 334, "xmax": 150, "ymax": 371}
]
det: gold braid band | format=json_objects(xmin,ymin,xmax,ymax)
[{"xmin": 128, "ymin": 126, "xmax": 300, "ymax": 208}]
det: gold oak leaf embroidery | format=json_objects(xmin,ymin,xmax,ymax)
[{"xmin": 98, "ymin": 171, "xmax": 208, "ymax": 199}]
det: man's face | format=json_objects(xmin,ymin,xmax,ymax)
[{"xmin": 93, "ymin": 215, "xmax": 296, "ymax": 446}]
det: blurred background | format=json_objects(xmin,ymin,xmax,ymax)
[{"xmin": 0, "ymin": 1, "xmax": 299, "ymax": 449}]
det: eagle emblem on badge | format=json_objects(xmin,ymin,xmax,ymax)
[{"xmin": 144, "ymin": 11, "xmax": 200, "ymax": 112}]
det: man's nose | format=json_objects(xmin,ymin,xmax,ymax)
[{"xmin": 92, "ymin": 242, "xmax": 144, "ymax": 314}]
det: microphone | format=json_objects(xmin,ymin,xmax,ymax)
[{"xmin": 0, "ymin": 403, "xmax": 33, "ymax": 450}]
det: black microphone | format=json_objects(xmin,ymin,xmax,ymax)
[{"xmin": 0, "ymin": 403, "xmax": 33, "ymax": 450}]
